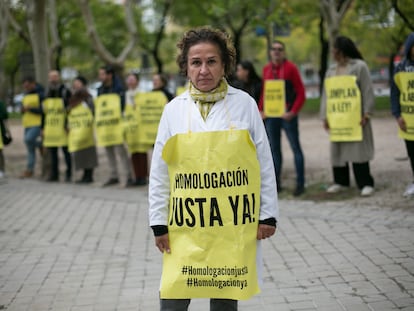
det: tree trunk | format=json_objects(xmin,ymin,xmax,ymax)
[
  {"xmin": 0, "ymin": 1, "xmax": 9, "ymax": 102},
  {"xmin": 318, "ymin": 15, "xmax": 329, "ymax": 96},
  {"xmin": 26, "ymin": 0, "xmax": 49, "ymax": 87}
]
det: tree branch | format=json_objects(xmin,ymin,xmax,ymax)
[{"xmin": 392, "ymin": 0, "xmax": 414, "ymax": 31}]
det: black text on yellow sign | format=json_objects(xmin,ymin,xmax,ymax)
[{"xmin": 169, "ymin": 193, "xmax": 256, "ymax": 228}]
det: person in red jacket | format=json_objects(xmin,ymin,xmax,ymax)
[{"xmin": 259, "ymin": 40, "xmax": 306, "ymax": 196}]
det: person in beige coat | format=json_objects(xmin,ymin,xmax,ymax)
[{"xmin": 320, "ymin": 36, "xmax": 375, "ymax": 196}]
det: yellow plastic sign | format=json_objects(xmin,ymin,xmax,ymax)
[
  {"xmin": 135, "ymin": 91, "xmax": 167, "ymax": 145},
  {"xmin": 264, "ymin": 80, "xmax": 285, "ymax": 117},
  {"xmin": 22, "ymin": 94, "xmax": 42, "ymax": 127},
  {"xmin": 160, "ymin": 129, "xmax": 261, "ymax": 300},
  {"xmin": 124, "ymin": 103, "xmax": 142, "ymax": 153},
  {"xmin": 43, "ymin": 98, "xmax": 68, "ymax": 147},
  {"xmin": 324, "ymin": 75, "xmax": 362, "ymax": 142},
  {"xmin": 67, "ymin": 104, "xmax": 95, "ymax": 152},
  {"xmin": 394, "ymin": 72, "xmax": 414, "ymax": 141},
  {"xmin": 94, "ymin": 94, "xmax": 124, "ymax": 147}
]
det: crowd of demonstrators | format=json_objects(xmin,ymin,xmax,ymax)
[
  {"xmin": 259, "ymin": 40, "xmax": 306, "ymax": 197},
  {"xmin": 320, "ymin": 36, "xmax": 375, "ymax": 197},
  {"xmin": 391, "ymin": 32, "xmax": 414, "ymax": 198},
  {"xmin": 7, "ymin": 66, "xmax": 175, "ymax": 188},
  {"xmin": 1, "ymin": 30, "xmax": 413, "ymax": 200}
]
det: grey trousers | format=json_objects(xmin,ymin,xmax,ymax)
[
  {"xmin": 160, "ymin": 299, "xmax": 237, "ymax": 311},
  {"xmin": 105, "ymin": 144, "xmax": 132, "ymax": 181}
]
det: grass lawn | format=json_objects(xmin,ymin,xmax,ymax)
[{"xmin": 302, "ymin": 96, "xmax": 391, "ymax": 116}]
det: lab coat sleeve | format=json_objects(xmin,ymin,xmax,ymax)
[{"xmin": 148, "ymin": 105, "xmax": 172, "ymax": 227}]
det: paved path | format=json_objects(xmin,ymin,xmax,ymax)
[{"xmin": 1, "ymin": 177, "xmax": 413, "ymax": 311}]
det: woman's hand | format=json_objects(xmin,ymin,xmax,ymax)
[
  {"xmin": 323, "ymin": 119, "xmax": 329, "ymax": 131},
  {"xmin": 155, "ymin": 233, "xmax": 171, "ymax": 253},
  {"xmin": 257, "ymin": 224, "xmax": 276, "ymax": 240},
  {"xmin": 360, "ymin": 114, "xmax": 371, "ymax": 127},
  {"xmin": 397, "ymin": 116, "xmax": 407, "ymax": 132}
]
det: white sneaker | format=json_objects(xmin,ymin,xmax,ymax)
[
  {"xmin": 326, "ymin": 184, "xmax": 348, "ymax": 193},
  {"xmin": 0, "ymin": 171, "xmax": 4, "ymax": 178},
  {"xmin": 403, "ymin": 183, "xmax": 414, "ymax": 197},
  {"xmin": 361, "ymin": 186, "xmax": 374, "ymax": 196}
]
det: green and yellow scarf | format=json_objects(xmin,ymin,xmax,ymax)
[{"xmin": 189, "ymin": 79, "xmax": 228, "ymax": 120}]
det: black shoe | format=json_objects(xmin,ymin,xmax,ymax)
[
  {"xmin": 46, "ymin": 176, "xmax": 59, "ymax": 182},
  {"xmin": 293, "ymin": 185, "xmax": 305, "ymax": 197},
  {"xmin": 103, "ymin": 178, "xmax": 119, "ymax": 186},
  {"xmin": 135, "ymin": 177, "xmax": 147, "ymax": 186},
  {"xmin": 65, "ymin": 176, "xmax": 71, "ymax": 183},
  {"xmin": 124, "ymin": 178, "xmax": 135, "ymax": 187}
]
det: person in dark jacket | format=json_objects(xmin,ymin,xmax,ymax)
[
  {"xmin": 391, "ymin": 32, "xmax": 414, "ymax": 197},
  {"xmin": 44, "ymin": 70, "xmax": 72, "ymax": 182},
  {"xmin": 97, "ymin": 65, "xmax": 133, "ymax": 187}
]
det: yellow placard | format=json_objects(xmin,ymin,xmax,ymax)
[
  {"xmin": 68, "ymin": 104, "xmax": 95, "ymax": 152},
  {"xmin": 135, "ymin": 91, "xmax": 167, "ymax": 145},
  {"xmin": 176, "ymin": 86, "xmax": 187, "ymax": 96},
  {"xmin": 94, "ymin": 94, "xmax": 124, "ymax": 147},
  {"xmin": 123, "ymin": 104, "xmax": 142, "ymax": 153},
  {"xmin": 22, "ymin": 94, "xmax": 42, "ymax": 127},
  {"xmin": 394, "ymin": 72, "xmax": 414, "ymax": 141},
  {"xmin": 43, "ymin": 98, "xmax": 68, "ymax": 147},
  {"xmin": 264, "ymin": 80, "xmax": 285, "ymax": 117},
  {"xmin": 325, "ymin": 75, "xmax": 362, "ymax": 142},
  {"xmin": 160, "ymin": 129, "xmax": 261, "ymax": 300}
]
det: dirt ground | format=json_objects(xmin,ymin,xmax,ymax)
[{"xmin": 2, "ymin": 113, "xmax": 413, "ymax": 208}]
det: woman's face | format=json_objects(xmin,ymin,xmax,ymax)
[
  {"xmin": 152, "ymin": 74, "xmax": 163, "ymax": 90},
  {"xmin": 333, "ymin": 47, "xmax": 342, "ymax": 62},
  {"xmin": 236, "ymin": 64, "xmax": 248, "ymax": 82},
  {"xmin": 72, "ymin": 79, "xmax": 84, "ymax": 91},
  {"xmin": 187, "ymin": 42, "xmax": 225, "ymax": 92}
]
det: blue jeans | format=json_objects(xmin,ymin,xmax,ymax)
[
  {"xmin": 264, "ymin": 116, "xmax": 305, "ymax": 188},
  {"xmin": 24, "ymin": 126, "xmax": 41, "ymax": 171}
]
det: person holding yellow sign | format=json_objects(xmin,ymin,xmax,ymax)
[
  {"xmin": 320, "ymin": 36, "xmax": 375, "ymax": 197},
  {"xmin": 149, "ymin": 27, "xmax": 278, "ymax": 311},
  {"xmin": 391, "ymin": 32, "xmax": 414, "ymax": 198},
  {"xmin": 258, "ymin": 40, "xmax": 306, "ymax": 197},
  {"xmin": 43, "ymin": 70, "xmax": 72, "ymax": 182},
  {"xmin": 97, "ymin": 65, "xmax": 133, "ymax": 187},
  {"xmin": 20, "ymin": 76, "xmax": 45, "ymax": 179}
]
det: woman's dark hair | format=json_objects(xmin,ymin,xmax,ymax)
[
  {"xmin": 100, "ymin": 64, "xmax": 115, "ymax": 75},
  {"xmin": 176, "ymin": 26, "xmax": 236, "ymax": 78},
  {"xmin": 69, "ymin": 89, "xmax": 90, "ymax": 107},
  {"xmin": 238, "ymin": 60, "xmax": 261, "ymax": 83},
  {"xmin": 334, "ymin": 36, "xmax": 364, "ymax": 60},
  {"xmin": 74, "ymin": 75, "xmax": 88, "ymax": 87}
]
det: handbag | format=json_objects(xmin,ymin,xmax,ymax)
[{"xmin": 0, "ymin": 119, "xmax": 12, "ymax": 146}]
